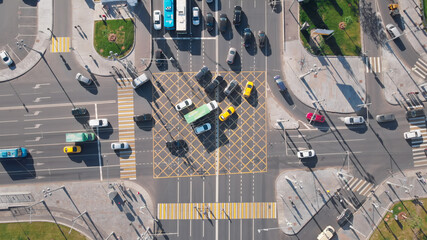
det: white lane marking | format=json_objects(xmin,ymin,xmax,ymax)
[
  {"xmin": 95, "ymin": 103, "xmax": 103, "ymax": 181},
  {"xmin": 0, "ymin": 100, "xmax": 116, "ymax": 111},
  {"xmin": 153, "ymin": 37, "xmax": 216, "ymax": 40},
  {"xmin": 190, "ymin": 177, "xmax": 192, "ymax": 237},
  {"xmin": 24, "ymin": 111, "xmax": 41, "ymax": 116},
  {"xmin": 24, "ymin": 124, "xmax": 42, "ymax": 129},
  {"xmin": 316, "ymin": 151, "xmax": 362, "ymax": 156},
  {"xmin": 25, "ymin": 137, "xmax": 41, "ymax": 142},
  {"xmin": 0, "ymin": 120, "xmax": 18, "ymax": 123},
  {"xmin": 177, "ymin": 180, "xmax": 180, "ymax": 237},
  {"xmin": 33, "ymin": 83, "xmax": 51, "ymax": 89},
  {"xmin": 24, "ymin": 113, "xmax": 118, "ymax": 122},
  {"xmin": 215, "ymin": 2, "xmax": 220, "ymax": 239},
  {"xmin": 0, "ymin": 133, "xmax": 19, "ymax": 137},
  {"xmin": 33, "ymin": 97, "xmax": 51, "ymax": 103}
]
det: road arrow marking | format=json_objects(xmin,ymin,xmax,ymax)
[
  {"xmin": 25, "ymin": 137, "xmax": 41, "ymax": 142},
  {"xmin": 33, "ymin": 97, "xmax": 51, "ymax": 103},
  {"xmin": 25, "ymin": 111, "xmax": 41, "ymax": 117},
  {"xmin": 33, "ymin": 83, "xmax": 50, "ymax": 89},
  {"xmin": 24, "ymin": 124, "xmax": 42, "ymax": 129}
]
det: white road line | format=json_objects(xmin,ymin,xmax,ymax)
[
  {"xmin": 153, "ymin": 37, "xmax": 216, "ymax": 40},
  {"xmin": 0, "ymin": 133, "xmax": 19, "ymax": 137},
  {"xmin": 0, "ymin": 120, "xmax": 18, "ymax": 123},
  {"xmin": 0, "ymin": 100, "xmax": 116, "ymax": 111},
  {"xmin": 95, "ymin": 103, "xmax": 103, "ymax": 181}
]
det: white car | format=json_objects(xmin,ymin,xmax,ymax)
[
  {"xmin": 175, "ymin": 99, "xmax": 193, "ymax": 111},
  {"xmin": 0, "ymin": 50, "xmax": 13, "ymax": 66},
  {"xmin": 194, "ymin": 123, "xmax": 211, "ymax": 135},
  {"xmin": 404, "ymin": 130, "xmax": 422, "ymax": 140},
  {"xmin": 192, "ymin": 7, "xmax": 200, "ymax": 26},
  {"xmin": 317, "ymin": 226, "xmax": 335, "ymax": 240},
  {"xmin": 89, "ymin": 118, "xmax": 109, "ymax": 128},
  {"xmin": 111, "ymin": 142, "xmax": 130, "ymax": 150},
  {"xmin": 153, "ymin": 10, "xmax": 162, "ymax": 30},
  {"xmin": 344, "ymin": 116, "xmax": 365, "ymax": 125},
  {"xmin": 297, "ymin": 149, "xmax": 316, "ymax": 159},
  {"xmin": 75, "ymin": 73, "xmax": 92, "ymax": 85}
]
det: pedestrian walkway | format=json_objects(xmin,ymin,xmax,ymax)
[
  {"xmin": 117, "ymin": 80, "xmax": 136, "ymax": 180},
  {"xmin": 407, "ymin": 116, "xmax": 427, "ymax": 167},
  {"xmin": 364, "ymin": 56, "xmax": 382, "ymax": 73},
  {"xmin": 157, "ymin": 202, "xmax": 276, "ymax": 220},
  {"xmin": 342, "ymin": 175, "xmax": 375, "ymax": 197},
  {"xmin": 412, "ymin": 58, "xmax": 427, "ymax": 80},
  {"xmin": 50, "ymin": 37, "xmax": 70, "ymax": 53}
]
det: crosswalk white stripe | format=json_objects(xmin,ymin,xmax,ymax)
[
  {"xmin": 414, "ymin": 155, "xmax": 426, "ymax": 159},
  {"xmin": 377, "ymin": 57, "xmax": 381, "ymax": 73}
]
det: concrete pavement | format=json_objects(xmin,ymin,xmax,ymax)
[{"xmin": 0, "ymin": 180, "xmax": 156, "ymax": 240}]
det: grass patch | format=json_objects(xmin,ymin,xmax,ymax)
[
  {"xmin": 423, "ymin": 0, "xmax": 427, "ymax": 27},
  {"xmin": 370, "ymin": 198, "xmax": 427, "ymax": 240},
  {"xmin": 0, "ymin": 222, "xmax": 88, "ymax": 240},
  {"xmin": 299, "ymin": 0, "xmax": 361, "ymax": 56},
  {"xmin": 94, "ymin": 19, "xmax": 135, "ymax": 58}
]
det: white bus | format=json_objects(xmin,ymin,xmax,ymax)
[{"xmin": 176, "ymin": 0, "xmax": 187, "ymax": 34}]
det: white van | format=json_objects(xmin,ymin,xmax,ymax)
[{"xmin": 131, "ymin": 73, "xmax": 150, "ymax": 89}]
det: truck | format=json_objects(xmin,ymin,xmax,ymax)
[
  {"xmin": 66, "ymin": 132, "xmax": 96, "ymax": 143},
  {"xmin": 184, "ymin": 101, "xmax": 218, "ymax": 124}
]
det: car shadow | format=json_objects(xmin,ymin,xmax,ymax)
[
  {"xmin": 219, "ymin": 112, "xmax": 239, "ymax": 130},
  {"xmin": 97, "ymin": 124, "xmax": 114, "ymax": 139},
  {"xmin": 74, "ymin": 111, "xmax": 91, "ymax": 124},
  {"xmin": 301, "ymin": 156, "xmax": 318, "ymax": 168},
  {"xmin": 245, "ymin": 85, "xmax": 259, "ymax": 107},
  {"xmin": 0, "ymin": 153, "xmax": 36, "ymax": 180},
  {"xmin": 135, "ymin": 118, "xmax": 156, "ymax": 131},
  {"xmin": 228, "ymin": 53, "xmax": 242, "ymax": 74},
  {"xmin": 377, "ymin": 120, "xmax": 398, "ymax": 130}
]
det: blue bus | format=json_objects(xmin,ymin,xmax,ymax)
[
  {"xmin": 0, "ymin": 147, "xmax": 28, "ymax": 159},
  {"xmin": 164, "ymin": 0, "xmax": 175, "ymax": 30}
]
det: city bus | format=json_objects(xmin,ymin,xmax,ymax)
[
  {"xmin": 164, "ymin": 0, "xmax": 175, "ymax": 30},
  {"xmin": 184, "ymin": 101, "xmax": 218, "ymax": 124},
  {"xmin": 176, "ymin": 0, "xmax": 187, "ymax": 34},
  {"xmin": 0, "ymin": 147, "xmax": 28, "ymax": 159}
]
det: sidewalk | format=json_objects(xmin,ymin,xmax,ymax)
[
  {"xmin": 0, "ymin": 180, "xmax": 156, "ymax": 240},
  {"xmin": 283, "ymin": 0, "xmax": 367, "ymax": 114},
  {"xmin": 338, "ymin": 167, "xmax": 427, "ymax": 240}
]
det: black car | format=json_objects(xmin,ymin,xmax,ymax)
[
  {"xmin": 205, "ymin": 12, "xmax": 214, "ymax": 32},
  {"xmin": 219, "ymin": 14, "xmax": 227, "ymax": 33},
  {"xmin": 243, "ymin": 28, "xmax": 251, "ymax": 48},
  {"xmin": 258, "ymin": 31, "xmax": 266, "ymax": 48},
  {"xmin": 133, "ymin": 113, "xmax": 153, "ymax": 122},
  {"xmin": 155, "ymin": 49, "xmax": 164, "ymax": 67},
  {"xmin": 195, "ymin": 66, "xmax": 209, "ymax": 81},
  {"xmin": 337, "ymin": 208, "xmax": 352, "ymax": 226},
  {"xmin": 166, "ymin": 140, "xmax": 189, "ymax": 156},
  {"xmin": 205, "ymin": 75, "xmax": 223, "ymax": 93},
  {"xmin": 71, "ymin": 107, "xmax": 87, "ymax": 116},
  {"xmin": 233, "ymin": 6, "xmax": 242, "ymax": 25}
]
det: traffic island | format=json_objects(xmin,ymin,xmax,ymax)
[
  {"xmin": 94, "ymin": 19, "xmax": 135, "ymax": 58},
  {"xmin": 370, "ymin": 198, "xmax": 427, "ymax": 240},
  {"xmin": 299, "ymin": 0, "xmax": 361, "ymax": 56}
]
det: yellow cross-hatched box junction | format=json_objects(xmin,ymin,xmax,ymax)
[{"xmin": 157, "ymin": 202, "xmax": 276, "ymax": 220}]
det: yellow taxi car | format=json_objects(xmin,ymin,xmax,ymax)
[
  {"xmin": 243, "ymin": 81, "xmax": 254, "ymax": 98},
  {"xmin": 63, "ymin": 146, "xmax": 82, "ymax": 154},
  {"xmin": 219, "ymin": 106, "xmax": 235, "ymax": 121}
]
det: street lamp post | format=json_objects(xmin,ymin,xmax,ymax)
[
  {"xmin": 27, "ymin": 200, "xmax": 45, "ymax": 224},
  {"xmin": 357, "ymin": 102, "xmax": 372, "ymax": 125},
  {"xmin": 276, "ymin": 119, "xmax": 289, "ymax": 155},
  {"xmin": 42, "ymin": 185, "xmax": 65, "ymax": 198},
  {"xmin": 69, "ymin": 210, "xmax": 87, "ymax": 234}
]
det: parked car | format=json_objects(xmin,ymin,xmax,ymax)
[
  {"xmin": 133, "ymin": 114, "xmax": 152, "ymax": 122},
  {"xmin": 306, "ymin": 113, "xmax": 325, "ymax": 123},
  {"xmin": 386, "ymin": 24, "xmax": 401, "ymax": 40},
  {"xmin": 317, "ymin": 226, "xmax": 335, "ymax": 240},
  {"xmin": 155, "ymin": 49, "xmax": 164, "ymax": 67},
  {"xmin": 344, "ymin": 116, "xmax": 365, "ymax": 125},
  {"xmin": 131, "ymin": 73, "xmax": 149, "ymax": 89},
  {"xmin": 337, "ymin": 208, "xmax": 352, "ymax": 226},
  {"xmin": 0, "ymin": 50, "xmax": 13, "ymax": 66},
  {"xmin": 233, "ymin": 6, "xmax": 242, "ymax": 25},
  {"xmin": 194, "ymin": 123, "xmax": 211, "ymax": 134},
  {"xmin": 205, "ymin": 12, "xmax": 214, "ymax": 32},
  {"xmin": 258, "ymin": 31, "xmax": 266, "ymax": 48},
  {"xmin": 297, "ymin": 149, "xmax": 316, "ymax": 159},
  {"xmin": 195, "ymin": 66, "xmax": 209, "ymax": 81},
  {"xmin": 63, "ymin": 146, "xmax": 82, "ymax": 154},
  {"xmin": 226, "ymin": 47, "xmax": 237, "ymax": 65},
  {"xmin": 206, "ymin": 0, "xmax": 213, "ymax": 3},
  {"xmin": 274, "ymin": 75, "xmax": 287, "ymax": 91},
  {"xmin": 192, "ymin": 7, "xmax": 200, "ymax": 25},
  {"xmin": 404, "ymin": 130, "xmax": 422, "ymax": 140},
  {"xmin": 71, "ymin": 107, "xmax": 87, "ymax": 116},
  {"xmin": 219, "ymin": 106, "xmax": 235, "ymax": 121},
  {"xmin": 75, "ymin": 73, "xmax": 92, "ymax": 85},
  {"xmin": 224, "ymin": 80, "xmax": 238, "ymax": 96},
  {"xmin": 153, "ymin": 10, "xmax": 162, "ymax": 30},
  {"xmin": 375, "ymin": 113, "xmax": 396, "ymax": 123},
  {"xmin": 219, "ymin": 14, "xmax": 227, "ymax": 33},
  {"xmin": 89, "ymin": 118, "xmax": 109, "ymax": 128},
  {"xmin": 166, "ymin": 140, "xmax": 189, "ymax": 156},
  {"xmin": 175, "ymin": 99, "xmax": 193, "ymax": 111},
  {"xmin": 243, "ymin": 81, "xmax": 254, "ymax": 98},
  {"xmin": 205, "ymin": 75, "xmax": 223, "ymax": 93},
  {"xmin": 111, "ymin": 142, "xmax": 130, "ymax": 150},
  {"xmin": 243, "ymin": 28, "xmax": 252, "ymax": 48}
]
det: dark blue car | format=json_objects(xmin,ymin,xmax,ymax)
[{"xmin": 274, "ymin": 75, "xmax": 287, "ymax": 91}]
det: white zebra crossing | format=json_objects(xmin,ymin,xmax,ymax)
[
  {"xmin": 345, "ymin": 177, "xmax": 374, "ymax": 196},
  {"xmin": 412, "ymin": 58, "xmax": 427, "ymax": 80},
  {"xmin": 364, "ymin": 56, "xmax": 381, "ymax": 73},
  {"xmin": 408, "ymin": 116, "xmax": 427, "ymax": 167}
]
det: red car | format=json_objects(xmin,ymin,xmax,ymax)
[{"xmin": 306, "ymin": 112, "xmax": 325, "ymax": 123}]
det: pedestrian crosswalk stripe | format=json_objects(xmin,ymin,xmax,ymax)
[
  {"xmin": 51, "ymin": 37, "xmax": 70, "ymax": 53},
  {"xmin": 157, "ymin": 202, "xmax": 276, "ymax": 220},
  {"xmin": 412, "ymin": 58, "xmax": 427, "ymax": 80},
  {"xmin": 364, "ymin": 57, "xmax": 381, "ymax": 73},
  {"xmin": 408, "ymin": 116, "xmax": 427, "ymax": 168},
  {"xmin": 342, "ymin": 176, "xmax": 374, "ymax": 196}
]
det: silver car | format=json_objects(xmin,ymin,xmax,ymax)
[
  {"xmin": 226, "ymin": 47, "xmax": 237, "ymax": 65},
  {"xmin": 111, "ymin": 142, "xmax": 130, "ymax": 150},
  {"xmin": 375, "ymin": 113, "xmax": 395, "ymax": 123},
  {"xmin": 75, "ymin": 73, "xmax": 92, "ymax": 85},
  {"xmin": 194, "ymin": 123, "xmax": 211, "ymax": 134},
  {"xmin": 224, "ymin": 80, "xmax": 238, "ymax": 96}
]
